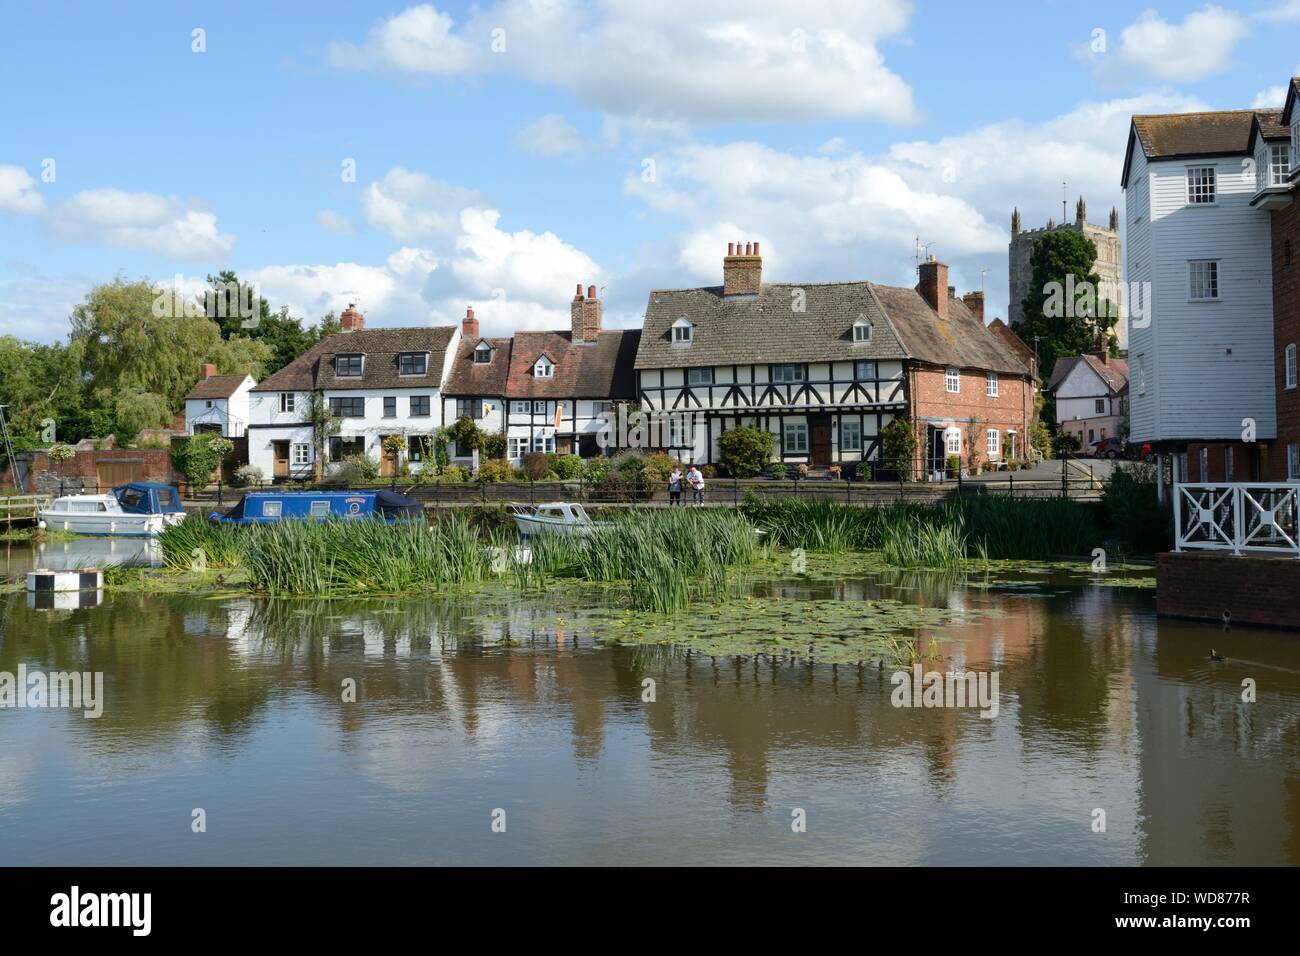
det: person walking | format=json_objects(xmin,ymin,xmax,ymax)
[
  {"xmin": 668, "ymin": 467, "xmax": 683, "ymax": 506},
  {"xmin": 687, "ymin": 465, "xmax": 705, "ymax": 507}
]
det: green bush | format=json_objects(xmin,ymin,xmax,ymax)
[
  {"xmin": 552, "ymin": 454, "xmax": 584, "ymax": 479},
  {"xmin": 1100, "ymin": 461, "xmax": 1170, "ymax": 554},
  {"xmin": 325, "ymin": 454, "xmax": 380, "ymax": 486},
  {"xmin": 477, "ymin": 458, "xmax": 515, "ymax": 483},
  {"xmin": 718, "ymin": 425, "xmax": 775, "ymax": 478},
  {"xmin": 171, "ymin": 433, "xmax": 235, "ymax": 488},
  {"xmin": 640, "ymin": 452, "xmax": 680, "ymax": 487},
  {"xmin": 584, "ymin": 455, "xmax": 613, "ymax": 482},
  {"xmin": 880, "ymin": 417, "xmax": 917, "ymax": 479}
]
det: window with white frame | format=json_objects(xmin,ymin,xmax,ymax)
[
  {"xmin": 1271, "ymin": 143, "xmax": 1291, "ymax": 185},
  {"xmin": 986, "ymin": 429, "xmax": 999, "ymax": 458},
  {"xmin": 855, "ymin": 360, "xmax": 877, "ymax": 382},
  {"xmin": 672, "ymin": 317, "xmax": 694, "ymax": 345},
  {"xmin": 474, "ymin": 345, "xmax": 492, "ymax": 364},
  {"xmin": 687, "ymin": 367, "xmax": 713, "ymax": 386},
  {"xmin": 1186, "ymin": 165, "xmax": 1216, "ymax": 204},
  {"xmin": 532, "ymin": 434, "xmax": 555, "ymax": 453},
  {"xmin": 534, "ymin": 356, "xmax": 553, "ymax": 378},
  {"xmin": 1293, "ymin": 122, "xmax": 1300, "ymax": 171},
  {"xmin": 511, "ymin": 401, "xmax": 529, "ymax": 415},
  {"xmin": 852, "ymin": 319, "xmax": 872, "ymax": 343},
  {"xmin": 841, "ymin": 420, "xmax": 862, "ymax": 452},
  {"xmin": 1286, "ymin": 342, "xmax": 1297, "ymax": 389},
  {"xmin": 783, "ymin": 422, "xmax": 808, "ymax": 454},
  {"xmin": 591, "ymin": 401, "xmax": 612, "ymax": 418},
  {"xmin": 668, "ymin": 415, "xmax": 692, "ymax": 447},
  {"xmin": 771, "ymin": 364, "xmax": 804, "ymax": 383},
  {"xmin": 508, "ymin": 437, "xmax": 528, "ymax": 460},
  {"xmin": 1289, "ymin": 442, "xmax": 1300, "ymax": 480},
  {"xmin": 398, "ymin": 352, "xmax": 427, "ymax": 376},
  {"xmin": 1095, "ymin": 398, "xmax": 1106, "ymax": 414},
  {"xmin": 945, "ymin": 428, "xmax": 961, "ymax": 456},
  {"xmin": 945, "ymin": 368, "xmax": 960, "ymax": 393},
  {"xmin": 533, "ymin": 401, "xmax": 546, "ymax": 414},
  {"xmin": 279, "ymin": 392, "xmax": 295, "ymax": 413},
  {"xmin": 985, "ymin": 372, "xmax": 998, "ymax": 397},
  {"xmin": 1189, "ymin": 260, "xmax": 1219, "ymax": 300},
  {"xmin": 291, "ymin": 443, "xmax": 311, "ymax": 466}
]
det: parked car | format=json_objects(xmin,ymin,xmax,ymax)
[{"xmin": 1089, "ymin": 437, "xmax": 1125, "ymax": 459}]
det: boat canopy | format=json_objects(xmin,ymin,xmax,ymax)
[
  {"xmin": 211, "ymin": 490, "xmax": 423, "ymax": 524},
  {"xmin": 114, "ymin": 482, "xmax": 185, "ymax": 514}
]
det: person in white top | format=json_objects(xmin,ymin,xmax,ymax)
[{"xmin": 686, "ymin": 465, "xmax": 705, "ymax": 506}]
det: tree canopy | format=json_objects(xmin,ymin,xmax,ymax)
[{"xmin": 1016, "ymin": 230, "xmax": 1118, "ymax": 378}]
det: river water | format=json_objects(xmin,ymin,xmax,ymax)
[{"xmin": 0, "ymin": 543, "xmax": 1297, "ymax": 866}]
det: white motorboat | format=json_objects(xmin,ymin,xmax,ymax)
[
  {"xmin": 39, "ymin": 482, "xmax": 187, "ymax": 537},
  {"xmin": 510, "ymin": 502, "xmax": 606, "ymax": 538}
]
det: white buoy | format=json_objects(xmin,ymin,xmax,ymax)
[{"xmin": 26, "ymin": 568, "xmax": 104, "ymax": 593}]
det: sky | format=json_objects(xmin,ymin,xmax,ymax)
[{"xmin": 1, "ymin": 0, "xmax": 1298, "ymax": 344}]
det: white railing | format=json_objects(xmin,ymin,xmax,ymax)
[{"xmin": 1174, "ymin": 483, "xmax": 1300, "ymax": 557}]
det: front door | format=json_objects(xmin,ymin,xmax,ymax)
[
  {"xmin": 272, "ymin": 441, "xmax": 289, "ymax": 478},
  {"xmin": 379, "ymin": 436, "xmax": 398, "ymax": 477},
  {"xmin": 810, "ymin": 415, "xmax": 832, "ymax": 467}
]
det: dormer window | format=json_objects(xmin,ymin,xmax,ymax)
[
  {"xmin": 335, "ymin": 354, "xmax": 364, "ymax": 377},
  {"xmin": 672, "ymin": 317, "xmax": 694, "ymax": 346},
  {"xmin": 398, "ymin": 352, "xmax": 428, "ymax": 376},
  {"xmin": 534, "ymin": 356, "xmax": 554, "ymax": 379},
  {"xmin": 852, "ymin": 318, "xmax": 872, "ymax": 343},
  {"xmin": 1270, "ymin": 143, "xmax": 1291, "ymax": 186},
  {"xmin": 473, "ymin": 343, "xmax": 492, "ymax": 364}
]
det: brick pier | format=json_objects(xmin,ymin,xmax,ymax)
[{"xmin": 1156, "ymin": 551, "xmax": 1300, "ymax": 630}]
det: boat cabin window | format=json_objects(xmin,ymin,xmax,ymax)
[
  {"xmin": 538, "ymin": 506, "xmax": 564, "ymax": 517},
  {"xmin": 310, "ymin": 500, "xmax": 329, "ymax": 517},
  {"xmin": 262, "ymin": 500, "xmax": 283, "ymax": 517},
  {"xmin": 119, "ymin": 488, "xmax": 145, "ymax": 510},
  {"xmin": 156, "ymin": 488, "xmax": 176, "ymax": 508},
  {"xmin": 66, "ymin": 500, "xmax": 108, "ymax": 513},
  {"xmin": 571, "ymin": 505, "xmax": 589, "ymax": 522}
]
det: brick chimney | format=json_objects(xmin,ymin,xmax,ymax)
[
  {"xmin": 340, "ymin": 303, "xmax": 364, "ymax": 333},
  {"xmin": 462, "ymin": 306, "xmax": 479, "ymax": 339},
  {"xmin": 961, "ymin": 291, "xmax": 985, "ymax": 322},
  {"xmin": 917, "ymin": 256, "xmax": 949, "ymax": 321},
  {"xmin": 723, "ymin": 241, "xmax": 762, "ymax": 296},
  {"xmin": 570, "ymin": 283, "xmax": 602, "ymax": 343},
  {"xmin": 201, "ymin": 363, "xmax": 217, "ymax": 380}
]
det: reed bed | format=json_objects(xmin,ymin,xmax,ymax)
[
  {"xmin": 747, "ymin": 496, "xmax": 1101, "ymax": 565},
  {"xmin": 159, "ymin": 517, "xmax": 248, "ymax": 569}
]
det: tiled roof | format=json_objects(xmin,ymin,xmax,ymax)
[
  {"xmin": 635, "ymin": 280, "xmax": 1028, "ymax": 375},
  {"xmin": 1131, "ymin": 110, "xmax": 1268, "ymax": 160},
  {"xmin": 1046, "ymin": 354, "xmax": 1129, "ymax": 394},
  {"xmin": 506, "ymin": 329, "xmax": 641, "ymax": 399},
  {"xmin": 185, "ymin": 373, "xmax": 250, "ymax": 400},
  {"xmin": 987, "ymin": 319, "xmax": 1036, "ymax": 370},
  {"xmin": 1284, "ymin": 77, "xmax": 1300, "ymax": 125},
  {"xmin": 251, "ymin": 326, "xmax": 457, "ymax": 392},
  {"xmin": 443, "ymin": 337, "xmax": 513, "ymax": 396},
  {"xmin": 636, "ymin": 282, "xmax": 908, "ymax": 370}
]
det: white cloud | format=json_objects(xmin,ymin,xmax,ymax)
[
  {"xmin": 246, "ymin": 248, "xmax": 438, "ymax": 327},
  {"xmin": 0, "ymin": 269, "xmax": 90, "ymax": 342},
  {"xmin": 1095, "ymin": 6, "xmax": 1250, "ymax": 84},
  {"xmin": 314, "ymin": 209, "xmax": 355, "ymax": 234},
  {"xmin": 328, "ymin": 4, "xmax": 480, "ymax": 74},
  {"xmin": 329, "ymin": 1, "xmax": 919, "ymax": 125},
  {"xmin": 47, "ymin": 188, "xmax": 235, "ymax": 261},
  {"xmin": 1252, "ymin": 85, "xmax": 1288, "ymax": 108},
  {"xmin": 0, "ymin": 165, "xmax": 45, "ymax": 215},
  {"xmin": 517, "ymin": 114, "xmax": 588, "ymax": 156},
  {"xmin": 623, "ymin": 92, "xmax": 1209, "ymax": 323},
  {"xmin": 361, "ymin": 166, "xmax": 481, "ymax": 245},
  {"xmin": 1259, "ymin": 0, "xmax": 1300, "ymax": 22}
]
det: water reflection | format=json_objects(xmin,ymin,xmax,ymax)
[
  {"xmin": 0, "ymin": 537, "xmax": 161, "ymax": 579},
  {"xmin": 0, "ymin": 568, "xmax": 1296, "ymax": 866}
]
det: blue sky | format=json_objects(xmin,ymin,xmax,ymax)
[{"xmin": 1, "ymin": 0, "xmax": 1298, "ymax": 343}]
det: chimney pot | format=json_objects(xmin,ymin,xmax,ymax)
[
  {"xmin": 462, "ymin": 305, "xmax": 479, "ymax": 339},
  {"xmin": 575, "ymin": 282, "xmax": 584, "ymax": 298},
  {"xmin": 727, "ymin": 242, "xmax": 734, "ymax": 255},
  {"xmin": 753, "ymin": 242, "xmax": 760, "ymax": 255},
  {"xmin": 340, "ymin": 303, "xmax": 365, "ymax": 333},
  {"xmin": 587, "ymin": 285, "xmax": 597, "ymax": 299},
  {"xmin": 722, "ymin": 238, "xmax": 762, "ymax": 295}
]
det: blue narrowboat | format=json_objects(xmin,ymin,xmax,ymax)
[{"xmin": 210, "ymin": 490, "xmax": 424, "ymax": 524}]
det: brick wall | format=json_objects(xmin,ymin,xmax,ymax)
[
  {"xmin": 1157, "ymin": 550, "xmax": 1300, "ymax": 629},
  {"xmin": 1185, "ymin": 441, "xmax": 1270, "ymax": 482},
  {"xmin": 8, "ymin": 448, "xmax": 184, "ymax": 494},
  {"xmin": 1272, "ymin": 200, "xmax": 1300, "ymax": 479},
  {"xmin": 909, "ymin": 364, "xmax": 1033, "ymax": 468}
]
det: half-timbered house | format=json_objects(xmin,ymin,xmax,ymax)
[
  {"xmin": 441, "ymin": 306, "xmax": 512, "ymax": 466},
  {"xmin": 634, "ymin": 244, "xmax": 1033, "ymax": 471}
]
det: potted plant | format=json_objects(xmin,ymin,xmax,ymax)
[
  {"xmin": 945, "ymin": 454, "xmax": 961, "ymax": 478},
  {"xmin": 828, "ymin": 463, "xmax": 842, "ymax": 480}
]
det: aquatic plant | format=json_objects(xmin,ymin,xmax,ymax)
[{"xmin": 159, "ymin": 516, "xmax": 247, "ymax": 569}]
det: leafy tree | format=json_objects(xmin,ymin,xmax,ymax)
[
  {"xmin": 203, "ymin": 271, "xmax": 319, "ymax": 374},
  {"xmin": 718, "ymin": 425, "xmax": 776, "ymax": 478},
  {"xmin": 0, "ymin": 336, "xmax": 86, "ymax": 444},
  {"xmin": 172, "ymin": 433, "xmax": 234, "ymax": 488},
  {"xmin": 880, "ymin": 417, "xmax": 917, "ymax": 479},
  {"xmin": 302, "ymin": 392, "xmax": 339, "ymax": 479},
  {"xmin": 1017, "ymin": 230, "xmax": 1118, "ymax": 375},
  {"xmin": 71, "ymin": 278, "xmax": 271, "ymax": 411},
  {"xmin": 113, "ymin": 389, "xmax": 172, "ymax": 444}
]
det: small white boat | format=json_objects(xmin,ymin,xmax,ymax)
[
  {"xmin": 510, "ymin": 502, "xmax": 606, "ymax": 538},
  {"xmin": 39, "ymin": 482, "xmax": 186, "ymax": 537}
]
